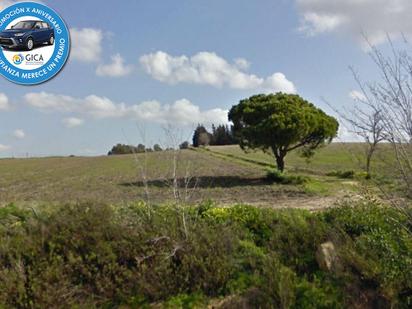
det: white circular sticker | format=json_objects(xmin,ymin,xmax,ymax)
[{"xmin": 0, "ymin": 2, "xmax": 70, "ymax": 85}]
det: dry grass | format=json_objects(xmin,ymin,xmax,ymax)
[
  {"xmin": 0, "ymin": 143, "xmax": 394, "ymax": 207},
  {"xmin": 0, "ymin": 150, "xmax": 302, "ymax": 206}
]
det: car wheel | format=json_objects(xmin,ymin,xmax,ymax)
[
  {"xmin": 49, "ymin": 36, "xmax": 54, "ymax": 45},
  {"xmin": 26, "ymin": 38, "xmax": 34, "ymax": 50}
]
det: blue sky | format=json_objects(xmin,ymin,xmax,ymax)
[{"xmin": 0, "ymin": 0, "xmax": 406, "ymax": 157}]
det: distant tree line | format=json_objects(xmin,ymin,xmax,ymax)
[
  {"xmin": 108, "ymin": 143, "xmax": 164, "ymax": 155},
  {"xmin": 192, "ymin": 124, "xmax": 237, "ymax": 147},
  {"xmin": 108, "ymin": 124, "xmax": 236, "ymax": 155}
]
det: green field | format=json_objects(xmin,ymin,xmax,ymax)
[
  {"xmin": 205, "ymin": 143, "xmax": 395, "ymax": 175},
  {"xmin": 0, "ymin": 143, "xmax": 397, "ymax": 208}
]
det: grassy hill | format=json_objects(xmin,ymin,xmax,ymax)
[
  {"xmin": 0, "ymin": 143, "xmax": 397, "ymax": 207},
  {"xmin": 205, "ymin": 143, "xmax": 395, "ymax": 176}
]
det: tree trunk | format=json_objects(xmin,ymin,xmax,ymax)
[
  {"xmin": 275, "ymin": 155, "xmax": 285, "ymax": 172},
  {"xmin": 365, "ymin": 151, "xmax": 372, "ymax": 179},
  {"xmin": 365, "ymin": 143, "xmax": 377, "ymax": 179},
  {"xmin": 272, "ymin": 147, "xmax": 286, "ymax": 172}
]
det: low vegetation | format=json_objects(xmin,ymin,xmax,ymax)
[
  {"xmin": 326, "ymin": 170, "xmax": 356, "ymax": 179},
  {"xmin": 0, "ymin": 199, "xmax": 410, "ymax": 308},
  {"xmin": 266, "ymin": 170, "xmax": 308, "ymax": 185}
]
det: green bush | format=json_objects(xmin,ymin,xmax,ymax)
[
  {"xmin": 179, "ymin": 141, "xmax": 190, "ymax": 150},
  {"xmin": 163, "ymin": 293, "xmax": 206, "ymax": 308},
  {"xmin": 326, "ymin": 170, "xmax": 355, "ymax": 179},
  {"xmin": 294, "ymin": 276, "xmax": 343, "ymax": 308},
  {"xmin": 266, "ymin": 170, "xmax": 308, "ymax": 185},
  {"xmin": 324, "ymin": 201, "xmax": 412, "ymax": 306},
  {"xmin": 0, "ymin": 201, "xmax": 410, "ymax": 307},
  {"xmin": 264, "ymin": 210, "xmax": 328, "ymax": 274}
]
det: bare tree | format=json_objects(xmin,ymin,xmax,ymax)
[
  {"xmin": 122, "ymin": 127, "xmax": 151, "ymax": 204},
  {"xmin": 328, "ymin": 35, "xmax": 412, "ymax": 200},
  {"xmin": 124, "ymin": 124, "xmax": 199, "ymax": 239},
  {"xmin": 355, "ymin": 37, "xmax": 412, "ymax": 197},
  {"xmin": 163, "ymin": 125, "xmax": 199, "ymax": 239},
  {"xmin": 326, "ymin": 71, "xmax": 385, "ymax": 178},
  {"xmin": 163, "ymin": 125, "xmax": 199, "ymax": 204}
]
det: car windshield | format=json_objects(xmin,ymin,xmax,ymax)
[{"xmin": 12, "ymin": 21, "xmax": 35, "ymax": 29}]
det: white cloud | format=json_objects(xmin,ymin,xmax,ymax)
[
  {"xmin": 0, "ymin": 93, "xmax": 9, "ymax": 110},
  {"xmin": 264, "ymin": 73, "xmax": 297, "ymax": 94},
  {"xmin": 296, "ymin": 0, "xmax": 412, "ymax": 46},
  {"xmin": 24, "ymin": 92, "xmax": 228, "ymax": 126},
  {"xmin": 70, "ymin": 28, "xmax": 103, "ymax": 62},
  {"xmin": 63, "ymin": 117, "xmax": 84, "ymax": 128},
  {"xmin": 298, "ymin": 12, "xmax": 347, "ymax": 36},
  {"xmin": 13, "ymin": 129, "xmax": 25, "ymax": 139},
  {"xmin": 96, "ymin": 53, "xmax": 133, "ymax": 77},
  {"xmin": 24, "ymin": 92, "xmax": 78, "ymax": 112},
  {"xmin": 234, "ymin": 58, "xmax": 250, "ymax": 70},
  {"xmin": 24, "ymin": 92, "xmax": 123, "ymax": 118},
  {"xmin": 140, "ymin": 51, "xmax": 296, "ymax": 93},
  {"xmin": 0, "ymin": 144, "xmax": 11, "ymax": 152},
  {"xmin": 349, "ymin": 90, "xmax": 367, "ymax": 102}
]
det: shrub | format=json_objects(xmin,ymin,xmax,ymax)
[
  {"xmin": 326, "ymin": 170, "xmax": 355, "ymax": 179},
  {"xmin": 163, "ymin": 293, "xmax": 206, "ymax": 308},
  {"xmin": 254, "ymin": 253, "xmax": 297, "ymax": 308},
  {"xmin": 266, "ymin": 170, "xmax": 308, "ymax": 185},
  {"xmin": 179, "ymin": 141, "xmax": 190, "ymax": 149},
  {"xmin": 0, "ymin": 203, "xmax": 244, "ymax": 307},
  {"xmin": 153, "ymin": 144, "xmax": 163, "ymax": 152},
  {"xmin": 0, "ymin": 201, "xmax": 410, "ymax": 307},
  {"xmin": 294, "ymin": 277, "xmax": 343, "ymax": 308},
  {"xmin": 204, "ymin": 205, "xmax": 272, "ymax": 245},
  {"xmin": 264, "ymin": 210, "xmax": 328, "ymax": 274},
  {"xmin": 324, "ymin": 201, "xmax": 412, "ymax": 306}
]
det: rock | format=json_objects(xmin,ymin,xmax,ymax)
[{"xmin": 316, "ymin": 241, "xmax": 337, "ymax": 272}]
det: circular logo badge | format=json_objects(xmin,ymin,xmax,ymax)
[
  {"xmin": 13, "ymin": 53, "xmax": 23, "ymax": 65},
  {"xmin": 0, "ymin": 2, "xmax": 70, "ymax": 85}
]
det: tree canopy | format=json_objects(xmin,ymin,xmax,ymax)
[
  {"xmin": 192, "ymin": 125, "xmax": 212, "ymax": 147},
  {"xmin": 229, "ymin": 93, "xmax": 339, "ymax": 171},
  {"xmin": 108, "ymin": 144, "xmax": 140, "ymax": 156},
  {"xmin": 192, "ymin": 124, "xmax": 236, "ymax": 147},
  {"xmin": 108, "ymin": 143, "xmax": 162, "ymax": 155}
]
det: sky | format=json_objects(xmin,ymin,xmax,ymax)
[{"xmin": 0, "ymin": 0, "xmax": 409, "ymax": 157}]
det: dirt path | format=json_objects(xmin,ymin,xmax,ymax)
[{"xmin": 216, "ymin": 194, "xmax": 345, "ymax": 210}]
